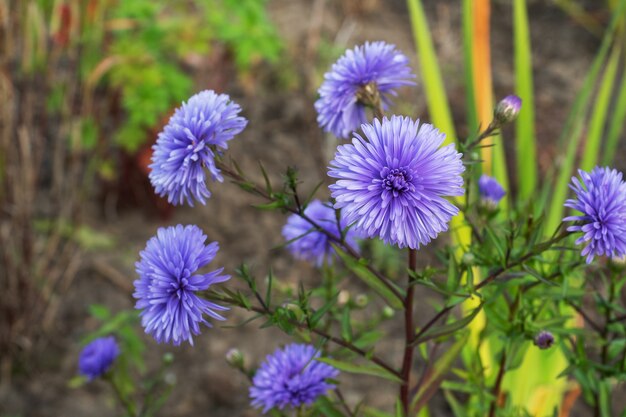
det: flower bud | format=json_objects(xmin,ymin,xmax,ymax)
[
  {"xmin": 494, "ymin": 95, "xmax": 522, "ymax": 124},
  {"xmin": 382, "ymin": 306, "xmax": 394, "ymax": 319},
  {"xmin": 338, "ymin": 290, "xmax": 351, "ymax": 306},
  {"xmin": 354, "ymin": 294, "xmax": 369, "ymax": 308},
  {"xmin": 462, "ymin": 252, "xmax": 476, "ymax": 266},
  {"xmin": 225, "ymin": 348, "xmax": 244, "ymax": 368},
  {"xmin": 534, "ymin": 331, "xmax": 555, "ymax": 350}
]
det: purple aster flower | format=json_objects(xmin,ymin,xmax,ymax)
[
  {"xmin": 250, "ymin": 344, "xmax": 339, "ymax": 413},
  {"xmin": 328, "ymin": 116, "xmax": 465, "ymax": 249},
  {"xmin": 534, "ymin": 331, "xmax": 555, "ymax": 350},
  {"xmin": 564, "ymin": 167, "xmax": 626, "ymax": 263},
  {"xmin": 478, "ymin": 174, "xmax": 506, "ymax": 208},
  {"xmin": 78, "ymin": 336, "xmax": 120, "ymax": 380},
  {"xmin": 315, "ymin": 41, "xmax": 415, "ymax": 139},
  {"xmin": 133, "ymin": 225, "xmax": 230, "ymax": 345},
  {"xmin": 149, "ymin": 90, "xmax": 247, "ymax": 206},
  {"xmin": 282, "ymin": 200, "xmax": 359, "ymax": 266}
]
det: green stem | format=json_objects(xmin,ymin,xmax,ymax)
[{"xmin": 105, "ymin": 373, "xmax": 136, "ymax": 417}]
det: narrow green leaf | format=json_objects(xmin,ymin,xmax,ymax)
[
  {"xmin": 407, "ymin": 0, "xmax": 456, "ymax": 143},
  {"xmin": 412, "ymin": 304, "xmax": 483, "ymax": 346},
  {"xmin": 340, "ymin": 308, "xmax": 353, "ymax": 342},
  {"xmin": 317, "ymin": 358, "xmax": 403, "ymax": 383},
  {"xmin": 411, "ymin": 332, "xmax": 470, "ymax": 410},
  {"xmin": 310, "ymin": 293, "xmax": 338, "ymax": 328},
  {"xmin": 602, "ymin": 58, "xmax": 626, "ymax": 165},
  {"xmin": 461, "ymin": 0, "xmax": 478, "ymax": 134},
  {"xmin": 316, "ymin": 396, "xmax": 346, "ymax": 417},
  {"xmin": 514, "ymin": 0, "xmax": 537, "ymax": 201},
  {"xmin": 332, "ymin": 244, "xmax": 404, "ymax": 309},
  {"xmin": 581, "ymin": 45, "xmax": 621, "ymax": 171}
]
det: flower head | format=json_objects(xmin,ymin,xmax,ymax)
[
  {"xmin": 534, "ymin": 331, "xmax": 555, "ymax": 350},
  {"xmin": 250, "ymin": 343, "xmax": 339, "ymax": 413},
  {"xmin": 494, "ymin": 95, "xmax": 522, "ymax": 124},
  {"xmin": 478, "ymin": 174, "xmax": 506, "ymax": 208},
  {"xmin": 282, "ymin": 200, "xmax": 359, "ymax": 266},
  {"xmin": 78, "ymin": 336, "xmax": 120, "ymax": 380},
  {"xmin": 133, "ymin": 225, "xmax": 230, "ymax": 345},
  {"xmin": 564, "ymin": 167, "xmax": 626, "ymax": 263},
  {"xmin": 328, "ymin": 116, "xmax": 465, "ymax": 249},
  {"xmin": 149, "ymin": 90, "xmax": 247, "ymax": 206},
  {"xmin": 315, "ymin": 41, "xmax": 415, "ymax": 139}
]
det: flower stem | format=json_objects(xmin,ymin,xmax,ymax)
[
  {"xmin": 400, "ymin": 249, "xmax": 417, "ymax": 414},
  {"xmin": 105, "ymin": 373, "xmax": 137, "ymax": 417}
]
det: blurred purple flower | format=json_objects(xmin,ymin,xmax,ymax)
[
  {"xmin": 564, "ymin": 167, "xmax": 626, "ymax": 263},
  {"xmin": 478, "ymin": 174, "xmax": 506, "ymax": 208},
  {"xmin": 315, "ymin": 41, "xmax": 415, "ymax": 139},
  {"xmin": 534, "ymin": 331, "xmax": 555, "ymax": 350},
  {"xmin": 282, "ymin": 200, "xmax": 359, "ymax": 266},
  {"xmin": 78, "ymin": 336, "xmax": 119, "ymax": 380},
  {"xmin": 134, "ymin": 225, "xmax": 230, "ymax": 345},
  {"xmin": 328, "ymin": 116, "xmax": 465, "ymax": 249},
  {"xmin": 250, "ymin": 344, "xmax": 339, "ymax": 413},
  {"xmin": 149, "ymin": 90, "xmax": 247, "ymax": 206}
]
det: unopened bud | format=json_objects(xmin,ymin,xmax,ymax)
[
  {"xmin": 534, "ymin": 331, "xmax": 554, "ymax": 350},
  {"xmin": 225, "ymin": 348, "xmax": 244, "ymax": 368},
  {"xmin": 338, "ymin": 290, "xmax": 350, "ymax": 306},
  {"xmin": 162, "ymin": 352, "xmax": 174, "ymax": 365},
  {"xmin": 382, "ymin": 306, "xmax": 394, "ymax": 319},
  {"xmin": 494, "ymin": 95, "xmax": 522, "ymax": 124},
  {"xmin": 354, "ymin": 294, "xmax": 369, "ymax": 308},
  {"xmin": 462, "ymin": 252, "xmax": 476, "ymax": 267}
]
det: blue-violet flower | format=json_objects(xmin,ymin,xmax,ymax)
[
  {"xmin": 78, "ymin": 336, "xmax": 120, "ymax": 380},
  {"xmin": 328, "ymin": 116, "xmax": 465, "ymax": 249},
  {"xmin": 250, "ymin": 343, "xmax": 339, "ymax": 413},
  {"xmin": 564, "ymin": 167, "xmax": 626, "ymax": 263},
  {"xmin": 282, "ymin": 200, "xmax": 359, "ymax": 266},
  {"xmin": 315, "ymin": 41, "xmax": 415, "ymax": 139},
  {"xmin": 478, "ymin": 174, "xmax": 506, "ymax": 208},
  {"xmin": 149, "ymin": 90, "xmax": 247, "ymax": 206},
  {"xmin": 134, "ymin": 225, "xmax": 230, "ymax": 345}
]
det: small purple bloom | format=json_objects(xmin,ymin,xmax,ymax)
[
  {"xmin": 282, "ymin": 200, "xmax": 359, "ymax": 266},
  {"xmin": 328, "ymin": 116, "xmax": 465, "ymax": 249},
  {"xmin": 315, "ymin": 41, "xmax": 415, "ymax": 139},
  {"xmin": 149, "ymin": 90, "xmax": 247, "ymax": 206},
  {"xmin": 534, "ymin": 331, "xmax": 555, "ymax": 350},
  {"xmin": 250, "ymin": 344, "xmax": 339, "ymax": 413},
  {"xmin": 478, "ymin": 174, "xmax": 506, "ymax": 207},
  {"xmin": 564, "ymin": 167, "xmax": 626, "ymax": 263},
  {"xmin": 494, "ymin": 95, "xmax": 522, "ymax": 124},
  {"xmin": 78, "ymin": 336, "xmax": 120, "ymax": 380},
  {"xmin": 134, "ymin": 225, "xmax": 230, "ymax": 345}
]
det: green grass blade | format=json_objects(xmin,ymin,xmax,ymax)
[
  {"xmin": 544, "ymin": 0, "xmax": 626, "ymax": 235},
  {"xmin": 407, "ymin": 0, "xmax": 456, "ymax": 143},
  {"xmin": 580, "ymin": 45, "xmax": 621, "ymax": 171},
  {"xmin": 602, "ymin": 52, "xmax": 626, "ymax": 165},
  {"xmin": 514, "ymin": 0, "xmax": 537, "ymax": 201},
  {"xmin": 462, "ymin": 0, "xmax": 478, "ymax": 134}
]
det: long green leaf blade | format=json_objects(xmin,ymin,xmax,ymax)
[
  {"xmin": 514, "ymin": 0, "xmax": 537, "ymax": 201},
  {"xmin": 580, "ymin": 45, "xmax": 621, "ymax": 171}
]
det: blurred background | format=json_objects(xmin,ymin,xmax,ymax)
[{"xmin": 0, "ymin": 0, "xmax": 623, "ymax": 416}]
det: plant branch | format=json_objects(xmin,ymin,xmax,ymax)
[
  {"xmin": 212, "ymin": 292, "xmax": 402, "ymax": 379},
  {"xmin": 216, "ymin": 160, "xmax": 404, "ymax": 303}
]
